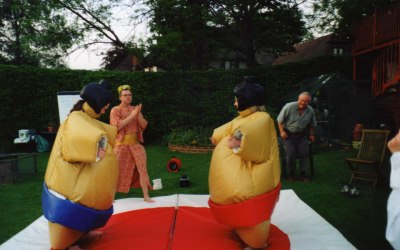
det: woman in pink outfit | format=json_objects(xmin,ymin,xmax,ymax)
[{"xmin": 110, "ymin": 84, "xmax": 154, "ymax": 202}]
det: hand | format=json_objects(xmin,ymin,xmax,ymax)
[
  {"xmin": 280, "ymin": 131, "xmax": 288, "ymax": 140},
  {"xmin": 97, "ymin": 147, "xmax": 106, "ymax": 160},
  {"xmin": 227, "ymin": 136, "xmax": 241, "ymax": 149},
  {"xmin": 210, "ymin": 137, "xmax": 217, "ymax": 145},
  {"xmin": 131, "ymin": 104, "xmax": 142, "ymax": 117},
  {"xmin": 388, "ymin": 130, "xmax": 400, "ymax": 153}
]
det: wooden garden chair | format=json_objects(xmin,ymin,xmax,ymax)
[{"xmin": 344, "ymin": 129, "xmax": 390, "ymax": 188}]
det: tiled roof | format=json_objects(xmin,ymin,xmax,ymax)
[{"xmin": 273, "ymin": 34, "xmax": 334, "ymax": 65}]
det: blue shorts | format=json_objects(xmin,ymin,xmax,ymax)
[{"xmin": 41, "ymin": 182, "xmax": 113, "ymax": 232}]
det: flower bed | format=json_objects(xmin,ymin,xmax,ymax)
[
  {"xmin": 168, "ymin": 143, "xmax": 214, "ymax": 153},
  {"xmin": 165, "ymin": 127, "xmax": 214, "ymax": 153}
]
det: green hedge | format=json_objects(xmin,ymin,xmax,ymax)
[{"xmin": 0, "ymin": 55, "xmax": 351, "ymax": 151}]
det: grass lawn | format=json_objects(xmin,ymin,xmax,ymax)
[{"xmin": 0, "ymin": 145, "xmax": 393, "ymax": 249}]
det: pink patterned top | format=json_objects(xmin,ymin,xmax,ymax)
[{"xmin": 110, "ymin": 104, "xmax": 147, "ymax": 143}]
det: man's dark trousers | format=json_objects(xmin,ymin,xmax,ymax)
[{"xmin": 283, "ymin": 133, "xmax": 309, "ymax": 177}]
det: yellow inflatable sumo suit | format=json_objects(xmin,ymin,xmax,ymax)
[
  {"xmin": 208, "ymin": 78, "xmax": 281, "ymax": 249},
  {"xmin": 42, "ymin": 81, "xmax": 118, "ymax": 249}
]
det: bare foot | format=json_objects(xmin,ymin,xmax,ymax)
[{"xmin": 144, "ymin": 197, "xmax": 155, "ymax": 203}]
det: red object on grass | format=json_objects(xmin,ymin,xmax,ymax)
[{"xmin": 167, "ymin": 157, "xmax": 182, "ymax": 172}]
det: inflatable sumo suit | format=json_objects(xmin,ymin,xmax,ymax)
[
  {"xmin": 208, "ymin": 78, "xmax": 281, "ymax": 248},
  {"xmin": 42, "ymin": 81, "xmax": 118, "ymax": 249}
]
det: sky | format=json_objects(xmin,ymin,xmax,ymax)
[
  {"xmin": 66, "ymin": 47, "xmax": 105, "ymax": 70},
  {"xmin": 65, "ymin": 22, "xmax": 149, "ymax": 70},
  {"xmin": 65, "ymin": 2, "xmax": 150, "ymax": 70},
  {"xmin": 65, "ymin": 2, "xmax": 313, "ymax": 70}
]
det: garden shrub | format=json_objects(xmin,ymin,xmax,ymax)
[{"xmin": 0, "ymin": 55, "xmax": 351, "ymax": 151}]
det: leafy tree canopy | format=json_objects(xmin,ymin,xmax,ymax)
[
  {"xmin": 0, "ymin": 0, "xmax": 310, "ymax": 70},
  {"xmin": 145, "ymin": 0, "xmax": 306, "ymax": 70},
  {"xmin": 208, "ymin": 0, "xmax": 306, "ymax": 65},
  {"xmin": 307, "ymin": 0, "xmax": 394, "ymax": 38},
  {"xmin": 57, "ymin": 0, "xmax": 150, "ymax": 70},
  {"xmin": 0, "ymin": 0, "xmax": 143, "ymax": 68},
  {"xmin": 0, "ymin": 0, "xmax": 83, "ymax": 67},
  {"xmin": 145, "ymin": 0, "xmax": 220, "ymax": 70}
]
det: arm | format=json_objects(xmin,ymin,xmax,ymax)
[
  {"xmin": 308, "ymin": 126, "xmax": 315, "ymax": 142},
  {"xmin": 62, "ymin": 113, "xmax": 106, "ymax": 163},
  {"xmin": 227, "ymin": 130, "xmax": 242, "ymax": 150},
  {"xmin": 277, "ymin": 104, "xmax": 288, "ymax": 139},
  {"xmin": 110, "ymin": 105, "xmax": 143, "ymax": 131},
  {"xmin": 277, "ymin": 122, "xmax": 288, "ymax": 140},
  {"xmin": 97, "ymin": 148, "xmax": 106, "ymax": 160},
  {"xmin": 117, "ymin": 104, "xmax": 142, "ymax": 131},
  {"xmin": 309, "ymin": 108, "xmax": 317, "ymax": 142},
  {"xmin": 211, "ymin": 122, "xmax": 232, "ymax": 145},
  {"xmin": 388, "ymin": 131, "xmax": 400, "ymax": 153},
  {"xmin": 137, "ymin": 110, "xmax": 148, "ymax": 129},
  {"xmin": 234, "ymin": 114, "xmax": 275, "ymax": 163}
]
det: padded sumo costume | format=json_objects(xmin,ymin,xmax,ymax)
[
  {"xmin": 42, "ymin": 81, "xmax": 118, "ymax": 249},
  {"xmin": 208, "ymin": 79, "xmax": 281, "ymax": 247}
]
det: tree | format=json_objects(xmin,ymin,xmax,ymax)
[
  {"xmin": 145, "ymin": 0, "xmax": 306, "ymax": 70},
  {"xmin": 101, "ymin": 42, "xmax": 147, "ymax": 70},
  {"xmin": 145, "ymin": 0, "xmax": 219, "ymax": 70},
  {"xmin": 0, "ymin": 0, "xmax": 83, "ymax": 67},
  {"xmin": 54, "ymin": 0, "xmax": 150, "ymax": 70},
  {"xmin": 306, "ymin": 0, "xmax": 394, "ymax": 38},
  {"xmin": 53, "ymin": 0, "xmax": 126, "ymax": 49},
  {"xmin": 0, "ymin": 0, "xmax": 147, "ymax": 69},
  {"xmin": 207, "ymin": 0, "xmax": 306, "ymax": 67}
]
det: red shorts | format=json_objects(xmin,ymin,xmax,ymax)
[{"xmin": 208, "ymin": 183, "xmax": 281, "ymax": 228}]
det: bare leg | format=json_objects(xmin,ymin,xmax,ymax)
[
  {"xmin": 235, "ymin": 220, "xmax": 270, "ymax": 249},
  {"xmin": 140, "ymin": 175, "xmax": 154, "ymax": 202},
  {"xmin": 67, "ymin": 230, "xmax": 103, "ymax": 250},
  {"xmin": 130, "ymin": 145, "xmax": 154, "ymax": 202},
  {"xmin": 48, "ymin": 222, "xmax": 85, "ymax": 250},
  {"xmin": 49, "ymin": 229, "xmax": 102, "ymax": 250}
]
